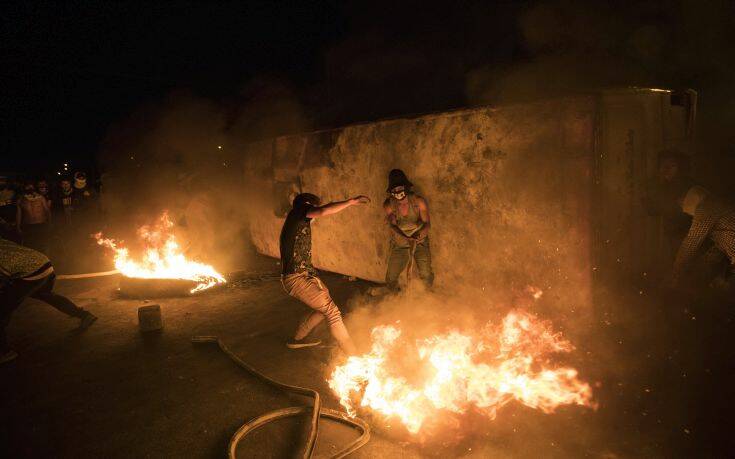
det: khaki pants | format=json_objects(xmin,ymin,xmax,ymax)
[
  {"xmin": 385, "ymin": 238, "xmax": 434, "ymax": 290},
  {"xmin": 281, "ymin": 272, "xmax": 356, "ymax": 354}
]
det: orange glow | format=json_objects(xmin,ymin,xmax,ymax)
[
  {"xmin": 95, "ymin": 212, "xmax": 226, "ymax": 293},
  {"xmin": 328, "ymin": 309, "xmax": 595, "ymax": 434}
]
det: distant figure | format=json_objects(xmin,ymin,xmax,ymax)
[
  {"xmin": 383, "ymin": 169, "xmax": 433, "ymax": 291},
  {"xmin": 0, "ymin": 176, "xmax": 19, "ymax": 241},
  {"xmin": 0, "ymin": 237, "xmax": 97, "ymax": 364},
  {"xmin": 643, "ymin": 149, "xmax": 694, "ymax": 264},
  {"xmin": 16, "ymin": 182, "xmax": 51, "ymax": 253},
  {"xmin": 279, "ymin": 192, "xmax": 370, "ymax": 355},
  {"xmin": 671, "ymin": 185, "xmax": 735, "ymax": 296},
  {"xmin": 36, "ymin": 179, "xmax": 51, "ymax": 203},
  {"xmin": 58, "ymin": 177, "xmax": 76, "ymax": 224},
  {"xmin": 72, "ymin": 171, "xmax": 97, "ymax": 215}
]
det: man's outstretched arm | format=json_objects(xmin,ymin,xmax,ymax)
[{"xmin": 306, "ymin": 195, "xmax": 370, "ymax": 218}]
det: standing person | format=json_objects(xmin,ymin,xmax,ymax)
[
  {"xmin": 72, "ymin": 171, "xmax": 97, "ymax": 214},
  {"xmin": 643, "ymin": 150, "xmax": 694, "ymax": 263},
  {"xmin": 0, "ymin": 237, "xmax": 97, "ymax": 363},
  {"xmin": 280, "ymin": 192, "xmax": 370, "ymax": 355},
  {"xmin": 0, "ymin": 176, "xmax": 19, "ymax": 241},
  {"xmin": 670, "ymin": 185, "xmax": 735, "ymax": 297},
  {"xmin": 383, "ymin": 169, "xmax": 434, "ymax": 291},
  {"xmin": 58, "ymin": 177, "xmax": 76, "ymax": 224},
  {"xmin": 16, "ymin": 182, "xmax": 52, "ymax": 253}
]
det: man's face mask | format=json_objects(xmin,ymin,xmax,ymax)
[{"xmin": 391, "ymin": 187, "xmax": 406, "ymax": 200}]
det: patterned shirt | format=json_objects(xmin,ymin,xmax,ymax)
[
  {"xmin": 0, "ymin": 237, "xmax": 51, "ymax": 280},
  {"xmin": 279, "ymin": 205, "xmax": 316, "ymax": 275},
  {"xmin": 673, "ymin": 197, "xmax": 735, "ymax": 278}
]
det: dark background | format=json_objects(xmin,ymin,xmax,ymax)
[{"xmin": 2, "ymin": 0, "xmax": 735, "ymax": 189}]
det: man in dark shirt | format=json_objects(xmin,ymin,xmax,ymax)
[{"xmin": 280, "ymin": 192, "xmax": 370, "ymax": 355}]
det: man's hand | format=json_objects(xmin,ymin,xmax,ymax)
[
  {"xmin": 414, "ymin": 227, "xmax": 429, "ymax": 241},
  {"xmin": 351, "ymin": 195, "xmax": 371, "ymax": 205}
]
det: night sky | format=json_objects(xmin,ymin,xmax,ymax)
[{"xmin": 2, "ymin": 1, "xmax": 735, "ymax": 176}]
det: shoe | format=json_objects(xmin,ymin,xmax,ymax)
[
  {"xmin": 79, "ymin": 312, "xmax": 98, "ymax": 330},
  {"xmin": 286, "ymin": 337, "xmax": 322, "ymax": 349},
  {"xmin": 0, "ymin": 349, "xmax": 18, "ymax": 364}
]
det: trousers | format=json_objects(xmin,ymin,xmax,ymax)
[
  {"xmin": 385, "ymin": 238, "xmax": 434, "ymax": 289},
  {"xmin": 281, "ymin": 272, "xmax": 356, "ymax": 354},
  {"xmin": 1, "ymin": 273, "xmax": 86, "ymax": 348}
]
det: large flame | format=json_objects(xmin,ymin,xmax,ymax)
[
  {"xmin": 95, "ymin": 212, "xmax": 226, "ymax": 293},
  {"xmin": 328, "ymin": 309, "xmax": 595, "ymax": 435}
]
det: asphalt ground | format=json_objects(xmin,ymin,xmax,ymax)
[{"xmin": 1, "ymin": 255, "xmax": 734, "ymax": 458}]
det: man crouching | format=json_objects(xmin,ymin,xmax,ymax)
[{"xmin": 280, "ymin": 192, "xmax": 370, "ymax": 355}]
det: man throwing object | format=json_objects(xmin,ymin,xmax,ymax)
[{"xmin": 280, "ymin": 192, "xmax": 370, "ymax": 355}]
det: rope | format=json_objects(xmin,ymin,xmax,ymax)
[
  {"xmin": 191, "ymin": 336, "xmax": 370, "ymax": 459},
  {"xmin": 406, "ymin": 239, "xmax": 418, "ymax": 288}
]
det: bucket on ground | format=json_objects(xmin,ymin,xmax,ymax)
[{"xmin": 138, "ymin": 304, "xmax": 163, "ymax": 332}]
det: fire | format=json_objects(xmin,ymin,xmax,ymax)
[
  {"xmin": 95, "ymin": 212, "xmax": 226, "ymax": 293},
  {"xmin": 328, "ymin": 309, "xmax": 595, "ymax": 435}
]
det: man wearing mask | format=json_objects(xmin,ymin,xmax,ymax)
[
  {"xmin": 16, "ymin": 182, "xmax": 51, "ymax": 253},
  {"xmin": 280, "ymin": 192, "xmax": 370, "ymax": 355},
  {"xmin": 671, "ymin": 185, "xmax": 735, "ymax": 298},
  {"xmin": 1, "ymin": 237, "xmax": 97, "ymax": 363},
  {"xmin": 383, "ymin": 169, "xmax": 434, "ymax": 291}
]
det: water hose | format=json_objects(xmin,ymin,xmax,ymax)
[
  {"xmin": 56, "ymin": 269, "xmax": 120, "ymax": 280},
  {"xmin": 191, "ymin": 336, "xmax": 370, "ymax": 459}
]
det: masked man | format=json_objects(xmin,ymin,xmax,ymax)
[
  {"xmin": 280, "ymin": 192, "xmax": 370, "ymax": 355},
  {"xmin": 383, "ymin": 169, "xmax": 434, "ymax": 291},
  {"xmin": 671, "ymin": 185, "xmax": 735, "ymax": 296},
  {"xmin": 1, "ymin": 237, "xmax": 97, "ymax": 363}
]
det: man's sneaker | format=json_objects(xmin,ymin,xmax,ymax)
[
  {"xmin": 286, "ymin": 337, "xmax": 321, "ymax": 349},
  {"xmin": 79, "ymin": 312, "xmax": 98, "ymax": 330},
  {"xmin": 0, "ymin": 349, "xmax": 18, "ymax": 364}
]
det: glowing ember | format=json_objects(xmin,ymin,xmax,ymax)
[
  {"xmin": 328, "ymin": 309, "xmax": 595, "ymax": 434},
  {"xmin": 95, "ymin": 212, "xmax": 226, "ymax": 293}
]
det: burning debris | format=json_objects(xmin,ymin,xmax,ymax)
[
  {"xmin": 329, "ymin": 309, "xmax": 595, "ymax": 436},
  {"xmin": 95, "ymin": 212, "xmax": 226, "ymax": 294}
]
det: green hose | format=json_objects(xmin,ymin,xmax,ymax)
[{"xmin": 191, "ymin": 336, "xmax": 370, "ymax": 458}]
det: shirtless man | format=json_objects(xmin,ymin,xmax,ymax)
[
  {"xmin": 17, "ymin": 182, "xmax": 52, "ymax": 253},
  {"xmin": 383, "ymin": 169, "xmax": 434, "ymax": 291}
]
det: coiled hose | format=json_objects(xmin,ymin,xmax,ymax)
[{"xmin": 191, "ymin": 336, "xmax": 370, "ymax": 459}]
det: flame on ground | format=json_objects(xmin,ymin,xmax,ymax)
[
  {"xmin": 328, "ymin": 309, "xmax": 595, "ymax": 435},
  {"xmin": 94, "ymin": 212, "xmax": 226, "ymax": 293}
]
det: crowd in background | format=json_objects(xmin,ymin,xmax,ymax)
[{"xmin": 0, "ymin": 171, "xmax": 100, "ymax": 272}]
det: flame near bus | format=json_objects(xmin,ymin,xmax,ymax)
[
  {"xmin": 95, "ymin": 212, "xmax": 226, "ymax": 293},
  {"xmin": 329, "ymin": 309, "xmax": 595, "ymax": 435}
]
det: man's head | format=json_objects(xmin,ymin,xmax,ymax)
[
  {"xmin": 293, "ymin": 193, "xmax": 321, "ymax": 209},
  {"xmin": 37, "ymin": 180, "xmax": 49, "ymax": 196},
  {"xmin": 74, "ymin": 171, "xmax": 87, "ymax": 190},
  {"xmin": 60, "ymin": 178, "xmax": 72, "ymax": 192},
  {"xmin": 387, "ymin": 169, "xmax": 412, "ymax": 200},
  {"xmin": 23, "ymin": 182, "xmax": 36, "ymax": 196},
  {"xmin": 658, "ymin": 149, "xmax": 690, "ymax": 183}
]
